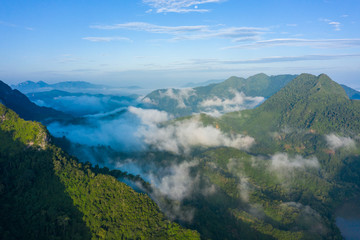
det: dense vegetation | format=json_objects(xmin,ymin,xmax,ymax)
[
  {"xmin": 136, "ymin": 74, "xmax": 360, "ymax": 239},
  {"xmin": 2, "ymin": 74, "xmax": 360, "ymax": 239},
  {"xmin": 0, "ymin": 104, "xmax": 200, "ymax": 239},
  {"xmin": 220, "ymin": 74, "xmax": 360, "ymax": 137}
]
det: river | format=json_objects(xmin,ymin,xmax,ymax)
[{"xmin": 336, "ymin": 197, "xmax": 360, "ymax": 240}]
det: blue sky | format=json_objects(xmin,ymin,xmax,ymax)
[{"xmin": 1, "ymin": 0, "xmax": 360, "ymax": 89}]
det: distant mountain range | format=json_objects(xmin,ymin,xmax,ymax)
[
  {"xmin": 144, "ymin": 74, "xmax": 360, "ymax": 118},
  {"xmin": 143, "ymin": 73, "xmax": 298, "ymax": 116},
  {"xmin": 182, "ymin": 79, "xmax": 223, "ymax": 88},
  {"xmin": 11, "ymin": 80, "xmax": 109, "ymax": 94},
  {"xmin": 27, "ymin": 90, "xmax": 139, "ymax": 116},
  {"xmin": 341, "ymin": 84, "xmax": 360, "ymax": 100}
]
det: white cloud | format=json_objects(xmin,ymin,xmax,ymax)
[
  {"xmin": 159, "ymin": 88, "xmax": 196, "ymax": 108},
  {"xmin": 320, "ymin": 18, "xmax": 341, "ymax": 31},
  {"xmin": 238, "ymin": 177, "xmax": 250, "ymax": 202},
  {"xmin": 136, "ymin": 116, "xmax": 255, "ymax": 154},
  {"xmin": 128, "ymin": 106, "xmax": 171, "ymax": 125},
  {"xmin": 325, "ymin": 134, "xmax": 356, "ymax": 150},
  {"xmin": 91, "ymin": 22, "xmax": 208, "ymax": 32},
  {"xmin": 224, "ymin": 38, "xmax": 360, "ymax": 49},
  {"xmin": 82, "ymin": 36, "xmax": 131, "ymax": 42},
  {"xmin": 270, "ymin": 153, "xmax": 320, "ymax": 171},
  {"xmin": 90, "ymin": 22, "xmax": 266, "ymax": 42},
  {"xmin": 329, "ymin": 21, "xmax": 341, "ymax": 31},
  {"xmin": 143, "ymin": 0, "xmax": 226, "ymax": 13},
  {"xmin": 149, "ymin": 160, "xmax": 199, "ymax": 201},
  {"xmin": 200, "ymin": 90, "xmax": 264, "ymax": 116}
]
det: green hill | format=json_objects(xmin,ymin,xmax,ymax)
[
  {"xmin": 221, "ymin": 74, "xmax": 360, "ymax": 136},
  {"xmin": 143, "ymin": 74, "xmax": 297, "ymax": 117},
  {"xmin": 151, "ymin": 74, "xmax": 360, "ymax": 239},
  {"xmin": 0, "ymin": 104, "xmax": 200, "ymax": 240}
]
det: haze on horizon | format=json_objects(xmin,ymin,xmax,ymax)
[{"xmin": 1, "ymin": 0, "xmax": 360, "ymax": 89}]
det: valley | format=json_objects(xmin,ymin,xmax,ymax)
[{"xmin": 1, "ymin": 73, "xmax": 360, "ymax": 239}]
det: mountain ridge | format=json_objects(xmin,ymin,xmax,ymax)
[
  {"xmin": 0, "ymin": 80, "xmax": 71, "ymax": 122},
  {"xmin": 221, "ymin": 73, "xmax": 360, "ymax": 136},
  {"xmin": 11, "ymin": 80, "xmax": 108, "ymax": 94},
  {"xmin": 143, "ymin": 73, "xmax": 298, "ymax": 117}
]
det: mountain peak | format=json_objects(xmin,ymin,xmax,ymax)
[{"xmin": 223, "ymin": 74, "xmax": 360, "ymax": 135}]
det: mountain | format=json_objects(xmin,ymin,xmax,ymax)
[
  {"xmin": 0, "ymin": 103, "xmax": 200, "ymax": 239},
  {"xmin": 221, "ymin": 74, "xmax": 360, "ymax": 137},
  {"xmin": 12, "ymin": 80, "xmax": 108, "ymax": 94},
  {"xmin": 0, "ymin": 80, "xmax": 70, "ymax": 122},
  {"xmin": 143, "ymin": 73, "xmax": 360, "ymax": 239},
  {"xmin": 182, "ymin": 79, "xmax": 223, "ymax": 88},
  {"xmin": 143, "ymin": 74, "xmax": 297, "ymax": 117},
  {"xmin": 341, "ymin": 84, "xmax": 360, "ymax": 100}
]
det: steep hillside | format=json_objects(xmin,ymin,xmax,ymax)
[
  {"xmin": 221, "ymin": 74, "xmax": 360, "ymax": 136},
  {"xmin": 0, "ymin": 104, "xmax": 200, "ymax": 240},
  {"xmin": 143, "ymin": 74, "xmax": 297, "ymax": 117},
  {"xmin": 151, "ymin": 74, "xmax": 360, "ymax": 239},
  {"xmin": 0, "ymin": 80, "xmax": 70, "ymax": 122}
]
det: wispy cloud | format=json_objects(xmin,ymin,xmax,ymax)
[
  {"xmin": 0, "ymin": 20, "xmax": 33, "ymax": 31},
  {"xmin": 82, "ymin": 36, "xmax": 131, "ymax": 42},
  {"xmin": 91, "ymin": 22, "xmax": 207, "ymax": 32},
  {"xmin": 194, "ymin": 54, "xmax": 360, "ymax": 65},
  {"xmin": 224, "ymin": 38, "xmax": 360, "ymax": 49},
  {"xmin": 320, "ymin": 18, "xmax": 341, "ymax": 31},
  {"xmin": 0, "ymin": 20, "xmax": 17, "ymax": 27},
  {"xmin": 270, "ymin": 153, "xmax": 320, "ymax": 172},
  {"xmin": 91, "ymin": 22, "xmax": 266, "ymax": 42},
  {"xmin": 143, "ymin": 0, "xmax": 226, "ymax": 13},
  {"xmin": 329, "ymin": 21, "xmax": 341, "ymax": 31}
]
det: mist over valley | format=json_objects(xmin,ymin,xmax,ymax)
[{"xmin": 1, "ymin": 0, "xmax": 360, "ymax": 239}]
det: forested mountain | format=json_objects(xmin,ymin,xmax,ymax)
[
  {"xmin": 143, "ymin": 74, "xmax": 297, "ymax": 117},
  {"xmin": 0, "ymin": 104, "xmax": 200, "ymax": 239},
  {"xmin": 0, "ymin": 80, "xmax": 70, "ymax": 122},
  {"xmin": 1, "ymin": 73, "xmax": 359, "ymax": 240},
  {"xmin": 220, "ymin": 74, "xmax": 360, "ymax": 137},
  {"xmin": 141, "ymin": 74, "xmax": 360, "ymax": 239}
]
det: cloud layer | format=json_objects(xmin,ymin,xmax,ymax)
[
  {"xmin": 90, "ymin": 22, "xmax": 266, "ymax": 42},
  {"xmin": 225, "ymin": 38, "xmax": 360, "ymax": 49},
  {"xmin": 200, "ymin": 90, "xmax": 264, "ymax": 116},
  {"xmin": 133, "ymin": 113, "xmax": 255, "ymax": 154}
]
